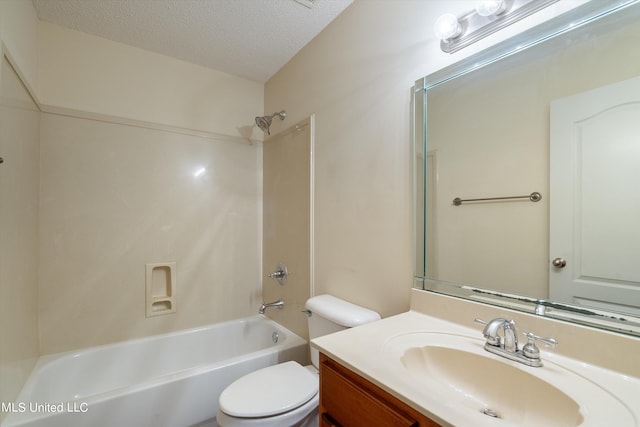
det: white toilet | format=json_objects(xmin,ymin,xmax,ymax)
[{"xmin": 216, "ymin": 294, "xmax": 381, "ymax": 427}]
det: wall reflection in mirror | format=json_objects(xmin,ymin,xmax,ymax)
[{"xmin": 414, "ymin": 0, "xmax": 640, "ymax": 336}]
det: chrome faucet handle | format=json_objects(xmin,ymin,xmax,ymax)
[
  {"xmin": 522, "ymin": 332, "xmax": 558, "ymax": 360},
  {"xmin": 267, "ymin": 270, "xmax": 285, "ymax": 278},
  {"xmin": 266, "ymin": 263, "xmax": 288, "ymax": 285}
]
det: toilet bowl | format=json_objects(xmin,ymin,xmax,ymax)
[{"xmin": 216, "ymin": 295, "xmax": 381, "ymax": 427}]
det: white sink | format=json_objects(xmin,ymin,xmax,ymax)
[
  {"xmin": 385, "ymin": 332, "xmax": 635, "ymax": 427},
  {"xmin": 402, "ymin": 345, "xmax": 581, "ymax": 425}
]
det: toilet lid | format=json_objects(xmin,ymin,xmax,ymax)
[{"xmin": 219, "ymin": 361, "xmax": 318, "ymax": 418}]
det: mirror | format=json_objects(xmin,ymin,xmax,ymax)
[{"xmin": 414, "ymin": 0, "xmax": 640, "ymax": 336}]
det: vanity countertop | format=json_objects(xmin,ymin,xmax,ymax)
[{"xmin": 311, "ymin": 291, "xmax": 640, "ymax": 427}]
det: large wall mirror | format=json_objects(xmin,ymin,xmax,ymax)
[{"xmin": 414, "ymin": 0, "xmax": 640, "ymax": 336}]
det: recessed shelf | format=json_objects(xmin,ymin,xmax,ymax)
[{"xmin": 146, "ymin": 262, "xmax": 176, "ymax": 317}]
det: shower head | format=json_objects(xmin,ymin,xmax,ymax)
[
  {"xmin": 255, "ymin": 111, "xmax": 286, "ymax": 135},
  {"xmin": 255, "ymin": 116, "xmax": 273, "ymax": 134}
]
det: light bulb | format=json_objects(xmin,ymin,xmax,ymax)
[
  {"xmin": 475, "ymin": 0, "xmax": 507, "ymax": 17},
  {"xmin": 434, "ymin": 13, "xmax": 462, "ymax": 41}
]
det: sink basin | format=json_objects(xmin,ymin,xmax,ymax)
[
  {"xmin": 402, "ymin": 345, "xmax": 581, "ymax": 425},
  {"xmin": 384, "ymin": 332, "xmax": 635, "ymax": 427}
]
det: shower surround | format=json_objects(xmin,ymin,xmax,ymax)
[{"xmin": 37, "ymin": 111, "xmax": 263, "ymax": 354}]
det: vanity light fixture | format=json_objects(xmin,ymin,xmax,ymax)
[{"xmin": 435, "ymin": 0, "xmax": 560, "ymax": 53}]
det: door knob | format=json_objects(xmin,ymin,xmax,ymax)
[{"xmin": 552, "ymin": 257, "xmax": 567, "ymax": 268}]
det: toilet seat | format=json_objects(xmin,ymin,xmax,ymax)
[{"xmin": 219, "ymin": 361, "xmax": 318, "ymax": 418}]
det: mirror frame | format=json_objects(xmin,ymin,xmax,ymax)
[{"xmin": 413, "ymin": 0, "xmax": 640, "ymax": 337}]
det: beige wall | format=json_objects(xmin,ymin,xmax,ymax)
[
  {"xmin": 262, "ymin": 118, "xmax": 312, "ymax": 340},
  {"xmin": 265, "ymin": 0, "xmax": 590, "ymax": 318},
  {"xmin": 0, "ymin": 0, "xmax": 39, "ymax": 93},
  {"xmin": 38, "ymin": 22, "xmax": 264, "ymax": 140},
  {"xmin": 0, "ymin": 0, "xmax": 40, "ymax": 414},
  {"xmin": 0, "ymin": 55, "xmax": 40, "ymax": 413},
  {"xmin": 266, "ymin": 1, "xmax": 420, "ymax": 318}
]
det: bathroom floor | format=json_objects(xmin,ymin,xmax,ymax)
[{"xmin": 190, "ymin": 419, "xmax": 219, "ymax": 427}]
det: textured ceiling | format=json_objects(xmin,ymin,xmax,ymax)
[{"xmin": 32, "ymin": 0, "xmax": 354, "ymax": 83}]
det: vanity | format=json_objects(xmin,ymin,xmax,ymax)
[
  {"xmin": 319, "ymin": 352, "xmax": 438, "ymax": 427},
  {"xmin": 312, "ymin": 289, "xmax": 640, "ymax": 427}
]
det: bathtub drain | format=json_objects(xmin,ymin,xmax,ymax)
[
  {"xmin": 272, "ymin": 331, "xmax": 279, "ymax": 343},
  {"xmin": 481, "ymin": 408, "xmax": 500, "ymax": 418}
]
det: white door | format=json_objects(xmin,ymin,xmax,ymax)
[{"xmin": 550, "ymin": 76, "xmax": 640, "ymax": 316}]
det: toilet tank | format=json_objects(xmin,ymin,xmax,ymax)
[{"xmin": 305, "ymin": 295, "xmax": 381, "ymax": 368}]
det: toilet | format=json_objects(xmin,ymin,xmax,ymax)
[{"xmin": 216, "ymin": 294, "xmax": 381, "ymax": 427}]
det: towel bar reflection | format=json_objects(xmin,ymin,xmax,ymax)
[{"xmin": 453, "ymin": 192, "xmax": 542, "ymax": 206}]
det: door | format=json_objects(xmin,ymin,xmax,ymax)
[{"xmin": 549, "ymin": 76, "xmax": 640, "ymax": 316}]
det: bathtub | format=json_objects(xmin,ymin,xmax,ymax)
[{"xmin": 2, "ymin": 316, "xmax": 308, "ymax": 427}]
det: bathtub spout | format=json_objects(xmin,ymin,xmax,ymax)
[{"xmin": 259, "ymin": 299, "xmax": 284, "ymax": 314}]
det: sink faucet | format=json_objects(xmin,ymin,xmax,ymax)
[
  {"xmin": 474, "ymin": 318, "xmax": 557, "ymax": 367},
  {"xmin": 476, "ymin": 318, "xmax": 518, "ymax": 351},
  {"xmin": 259, "ymin": 299, "xmax": 284, "ymax": 314},
  {"xmin": 478, "ymin": 317, "xmax": 508, "ymax": 346}
]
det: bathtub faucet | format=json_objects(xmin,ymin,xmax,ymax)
[{"xmin": 259, "ymin": 299, "xmax": 284, "ymax": 314}]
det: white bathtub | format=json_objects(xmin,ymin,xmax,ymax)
[{"xmin": 2, "ymin": 316, "xmax": 308, "ymax": 427}]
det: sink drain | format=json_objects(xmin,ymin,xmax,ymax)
[
  {"xmin": 272, "ymin": 331, "xmax": 279, "ymax": 343},
  {"xmin": 481, "ymin": 408, "xmax": 500, "ymax": 418}
]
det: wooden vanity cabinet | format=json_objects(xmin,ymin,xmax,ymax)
[{"xmin": 319, "ymin": 353, "xmax": 442, "ymax": 427}]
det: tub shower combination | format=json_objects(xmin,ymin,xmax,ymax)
[{"xmin": 3, "ymin": 316, "xmax": 307, "ymax": 427}]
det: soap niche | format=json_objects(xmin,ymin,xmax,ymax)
[{"xmin": 146, "ymin": 262, "xmax": 176, "ymax": 317}]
